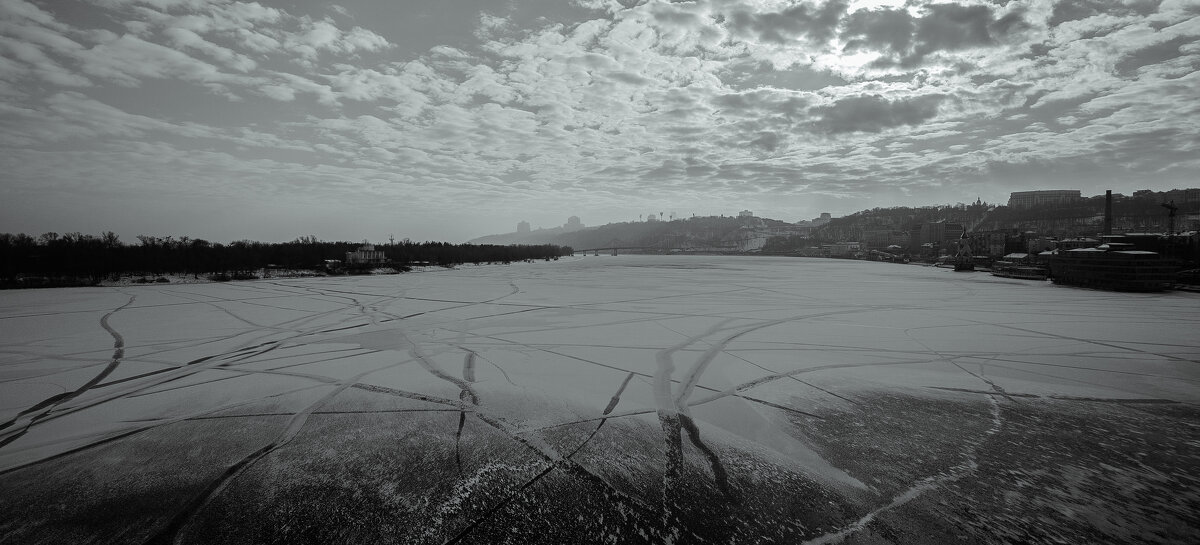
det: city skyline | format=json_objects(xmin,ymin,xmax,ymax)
[{"xmin": 2, "ymin": 0, "xmax": 1198, "ymax": 243}]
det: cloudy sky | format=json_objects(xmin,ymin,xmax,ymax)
[{"xmin": 1, "ymin": 0, "xmax": 1197, "ymax": 242}]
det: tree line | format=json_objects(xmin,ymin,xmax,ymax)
[{"xmin": 0, "ymin": 232, "xmax": 571, "ymax": 288}]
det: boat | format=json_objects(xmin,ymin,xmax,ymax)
[
  {"xmin": 1046, "ymin": 247, "xmax": 1176, "ymax": 291},
  {"xmin": 991, "ymin": 261, "xmax": 1049, "ymax": 280}
]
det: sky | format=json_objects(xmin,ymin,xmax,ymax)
[{"xmin": 0, "ymin": 0, "xmax": 1198, "ymax": 243}]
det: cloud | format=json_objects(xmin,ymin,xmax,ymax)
[
  {"xmin": 0, "ymin": 0, "xmax": 70, "ymax": 31},
  {"xmin": 282, "ymin": 18, "xmax": 389, "ymax": 62},
  {"xmin": 162, "ymin": 27, "xmax": 257, "ymax": 71},
  {"xmin": 726, "ymin": 0, "xmax": 849, "ymax": 45},
  {"xmin": 842, "ymin": 8, "xmax": 915, "ymax": 55},
  {"xmin": 258, "ymin": 84, "xmax": 296, "ymax": 101},
  {"xmin": 1, "ymin": 0, "xmax": 1199, "ymax": 239},
  {"xmin": 0, "ymin": 1, "xmax": 91, "ymax": 87},
  {"xmin": 812, "ymin": 94, "xmax": 945, "ymax": 134},
  {"xmin": 1114, "ymin": 35, "xmax": 1198, "ymax": 76},
  {"xmin": 78, "ymin": 33, "xmax": 224, "ymax": 86},
  {"xmin": 476, "ymin": 13, "xmax": 513, "ymax": 40},
  {"xmin": 915, "ymin": 4, "xmax": 996, "ymax": 53},
  {"xmin": 839, "ymin": 3, "xmax": 1025, "ymax": 68},
  {"xmin": 1048, "ymin": 0, "xmax": 1163, "ymax": 27}
]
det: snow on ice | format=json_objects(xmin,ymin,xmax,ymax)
[{"xmin": 1, "ymin": 256, "xmax": 1198, "ymax": 544}]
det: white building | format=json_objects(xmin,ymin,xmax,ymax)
[{"xmin": 346, "ymin": 242, "xmax": 386, "ymax": 265}]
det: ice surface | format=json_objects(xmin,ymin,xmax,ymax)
[{"xmin": 1, "ymin": 256, "xmax": 1198, "ymax": 543}]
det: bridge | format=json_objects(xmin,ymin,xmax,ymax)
[{"xmin": 571, "ymin": 246, "xmax": 654, "ymax": 256}]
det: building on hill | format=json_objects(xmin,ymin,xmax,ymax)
[
  {"xmin": 517, "ymin": 221, "xmax": 530, "ymax": 233},
  {"xmin": 863, "ymin": 230, "xmax": 908, "ymax": 250},
  {"xmin": 960, "ymin": 231, "xmax": 1001, "ymax": 258},
  {"xmin": 915, "ymin": 222, "xmax": 964, "ymax": 254},
  {"xmin": 739, "ymin": 210, "xmax": 753, "ymax": 218},
  {"xmin": 812, "ymin": 213, "xmax": 832, "ymax": 226},
  {"xmin": 646, "ymin": 213, "xmax": 658, "ymax": 222},
  {"xmin": 346, "ymin": 242, "xmax": 386, "ymax": 265},
  {"xmin": 1008, "ymin": 190, "xmax": 1081, "ymax": 209},
  {"xmin": 564, "ymin": 216, "xmax": 583, "ymax": 231}
]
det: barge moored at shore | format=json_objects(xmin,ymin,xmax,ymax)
[
  {"xmin": 1046, "ymin": 247, "xmax": 1176, "ymax": 291},
  {"xmin": 991, "ymin": 261, "xmax": 1049, "ymax": 280}
]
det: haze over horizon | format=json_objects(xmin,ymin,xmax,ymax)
[{"xmin": 1, "ymin": 0, "xmax": 1198, "ymax": 244}]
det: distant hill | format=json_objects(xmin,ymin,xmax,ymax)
[{"xmin": 470, "ymin": 215, "xmax": 803, "ymax": 252}]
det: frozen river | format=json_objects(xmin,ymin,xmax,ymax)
[{"xmin": 2, "ymin": 255, "xmax": 1198, "ymax": 544}]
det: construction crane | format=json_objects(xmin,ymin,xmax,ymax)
[{"xmin": 1162, "ymin": 200, "xmax": 1178, "ymax": 234}]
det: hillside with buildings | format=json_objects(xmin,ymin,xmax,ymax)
[
  {"xmin": 473, "ymin": 189, "xmax": 1199, "ymax": 263},
  {"xmin": 766, "ymin": 188, "xmax": 1199, "ymax": 260},
  {"xmin": 470, "ymin": 212, "xmax": 824, "ymax": 253}
]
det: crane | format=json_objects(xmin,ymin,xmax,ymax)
[{"xmin": 1162, "ymin": 201, "xmax": 1178, "ymax": 234}]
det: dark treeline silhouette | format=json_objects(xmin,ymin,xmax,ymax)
[{"xmin": 0, "ymin": 232, "xmax": 570, "ymax": 289}]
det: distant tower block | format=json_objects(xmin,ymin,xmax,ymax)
[
  {"xmin": 517, "ymin": 221, "xmax": 530, "ymax": 233},
  {"xmin": 564, "ymin": 216, "xmax": 583, "ymax": 231},
  {"xmin": 646, "ymin": 212, "xmax": 658, "ymax": 222},
  {"xmin": 739, "ymin": 210, "xmax": 753, "ymax": 218}
]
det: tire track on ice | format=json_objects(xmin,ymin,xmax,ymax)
[
  {"xmin": 406, "ymin": 335, "xmax": 478, "ymax": 406},
  {"xmin": 158, "ymin": 288, "xmax": 280, "ymax": 331},
  {"xmin": 144, "ymin": 362, "xmax": 396, "ymax": 545},
  {"xmin": 686, "ymin": 356, "xmax": 946, "ymax": 408},
  {"xmin": 902, "ymin": 326, "xmax": 1021, "ymax": 404},
  {"xmin": 602, "ymin": 372, "xmax": 635, "ymax": 415},
  {"xmin": 962, "ymin": 319, "xmax": 1200, "ymax": 364},
  {"xmin": 5, "ymin": 280, "xmax": 385, "ymax": 446},
  {"xmin": 799, "ymin": 395, "xmax": 1004, "ymax": 545},
  {"xmin": 455, "ymin": 349, "xmax": 479, "ymax": 475},
  {"xmin": 0, "ymin": 295, "xmax": 135, "ymax": 450},
  {"xmin": 654, "ymin": 320, "xmax": 738, "ymax": 542},
  {"xmin": 719, "ymin": 348, "xmax": 862, "ymax": 407},
  {"xmin": 441, "ymin": 371, "xmax": 641, "ymax": 545},
  {"xmin": 651, "ymin": 310, "xmax": 897, "ymax": 539},
  {"xmin": 0, "ymin": 383, "xmax": 325, "ymax": 476},
  {"xmin": 93, "ymin": 347, "xmax": 369, "ymax": 390},
  {"xmin": 345, "ymin": 383, "xmax": 656, "ymax": 542},
  {"xmin": 655, "ymin": 311, "xmax": 877, "ymax": 534},
  {"xmin": 14, "ymin": 282, "xmax": 394, "ymax": 432},
  {"xmin": 452, "ymin": 344, "xmax": 518, "ymax": 387},
  {"xmin": 461, "ymin": 350, "xmax": 477, "ymax": 383}
]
